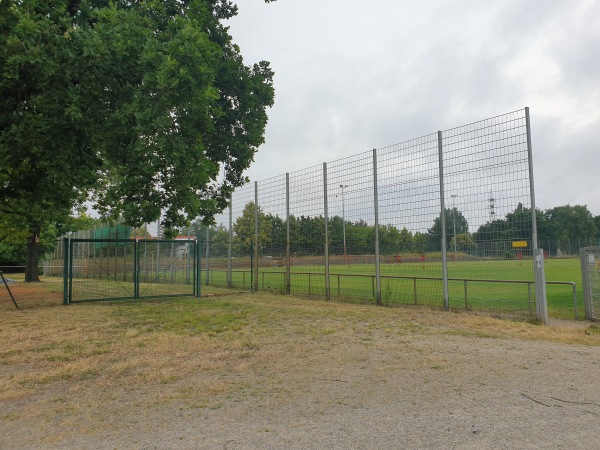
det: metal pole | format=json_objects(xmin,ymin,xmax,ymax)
[
  {"xmin": 438, "ymin": 131, "xmax": 449, "ymax": 310},
  {"xmin": 526, "ymin": 107, "xmax": 538, "ymax": 251},
  {"xmin": 170, "ymin": 242, "xmax": 174, "ymax": 284},
  {"xmin": 572, "ymin": 282, "xmax": 578, "ymax": 321},
  {"xmin": 580, "ymin": 248, "xmax": 593, "ymax": 320},
  {"xmin": 0, "ymin": 271, "xmax": 19, "ymax": 309},
  {"xmin": 205, "ymin": 227, "xmax": 210, "ymax": 286},
  {"xmin": 63, "ymin": 237, "xmax": 69, "ymax": 305},
  {"xmin": 186, "ymin": 239, "xmax": 191, "ymax": 285},
  {"xmin": 534, "ymin": 248, "xmax": 548, "ymax": 323},
  {"xmin": 155, "ymin": 241, "xmax": 160, "ymax": 282},
  {"xmin": 373, "ymin": 149, "xmax": 382, "ymax": 306},
  {"xmin": 250, "ymin": 242, "xmax": 254, "ymax": 293},
  {"xmin": 68, "ymin": 236, "xmax": 74, "ymax": 304},
  {"xmin": 286, "ymin": 173, "xmax": 291, "ymax": 294},
  {"xmin": 323, "ymin": 163, "xmax": 330, "ymax": 300},
  {"xmin": 134, "ymin": 240, "xmax": 139, "ymax": 299},
  {"xmin": 228, "ymin": 202, "xmax": 233, "ymax": 288},
  {"xmin": 526, "ymin": 107, "xmax": 547, "ymax": 323},
  {"xmin": 340, "ymin": 184, "xmax": 348, "ymax": 265},
  {"xmin": 196, "ymin": 239, "xmax": 202, "ymax": 298},
  {"xmin": 451, "ymin": 194, "xmax": 458, "ymax": 256},
  {"xmin": 254, "ymin": 181, "xmax": 259, "ymax": 292}
]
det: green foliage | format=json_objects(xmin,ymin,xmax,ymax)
[
  {"xmin": 0, "ymin": 0, "xmax": 275, "ymax": 276},
  {"xmin": 0, "ymin": 212, "xmax": 99, "ymax": 265},
  {"xmin": 474, "ymin": 203, "xmax": 599, "ymax": 255},
  {"xmin": 449, "ymin": 233, "xmax": 476, "ymax": 252},
  {"xmin": 427, "ymin": 208, "xmax": 469, "ymax": 245},
  {"xmin": 190, "ymin": 221, "xmax": 230, "ymax": 257},
  {"xmin": 0, "ymin": 217, "xmax": 30, "ymax": 265},
  {"xmin": 233, "ymin": 202, "xmax": 272, "ymax": 251},
  {"xmin": 229, "ymin": 201, "xmax": 597, "ymax": 259},
  {"xmin": 544, "ymin": 205, "xmax": 597, "ymax": 241},
  {"xmin": 413, "ymin": 232, "xmax": 430, "ymax": 252}
]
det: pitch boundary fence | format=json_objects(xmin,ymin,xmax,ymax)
[
  {"xmin": 41, "ymin": 108, "xmax": 550, "ymax": 321},
  {"xmin": 208, "ymin": 107, "xmax": 548, "ymax": 322}
]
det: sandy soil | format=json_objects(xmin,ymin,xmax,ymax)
[{"xmin": 1, "ymin": 318, "xmax": 599, "ymax": 449}]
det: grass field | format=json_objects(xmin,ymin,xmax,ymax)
[
  {"xmin": 205, "ymin": 257, "xmax": 587, "ymax": 320},
  {"xmin": 1, "ymin": 293, "xmax": 599, "ymax": 447},
  {"xmin": 0, "ymin": 257, "xmax": 589, "ymax": 320}
]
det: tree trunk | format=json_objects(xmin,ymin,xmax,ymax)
[{"xmin": 25, "ymin": 224, "xmax": 42, "ymax": 282}]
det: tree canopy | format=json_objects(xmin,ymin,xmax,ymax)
[
  {"xmin": 224, "ymin": 201, "xmax": 600, "ymax": 258},
  {"xmin": 0, "ymin": 0, "xmax": 275, "ymax": 279},
  {"xmin": 427, "ymin": 208, "xmax": 469, "ymax": 245}
]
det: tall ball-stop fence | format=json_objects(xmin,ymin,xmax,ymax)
[
  {"xmin": 36, "ymin": 108, "xmax": 548, "ymax": 321},
  {"xmin": 208, "ymin": 107, "xmax": 547, "ymax": 321}
]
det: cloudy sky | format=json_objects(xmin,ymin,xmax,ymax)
[{"xmin": 226, "ymin": 0, "xmax": 600, "ymax": 216}]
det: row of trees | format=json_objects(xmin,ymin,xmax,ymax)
[
  {"xmin": 188, "ymin": 202, "xmax": 600, "ymax": 257},
  {"xmin": 2, "ymin": 201, "xmax": 598, "ymax": 265}
]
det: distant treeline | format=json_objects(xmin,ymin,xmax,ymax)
[{"xmin": 189, "ymin": 202, "xmax": 600, "ymax": 258}]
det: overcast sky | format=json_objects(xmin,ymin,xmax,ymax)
[{"xmin": 226, "ymin": 0, "xmax": 600, "ymax": 216}]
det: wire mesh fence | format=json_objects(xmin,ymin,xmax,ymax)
[
  {"xmin": 5, "ymin": 108, "xmax": 547, "ymax": 319},
  {"xmin": 209, "ymin": 107, "xmax": 545, "ymax": 320},
  {"xmin": 37, "ymin": 235, "xmax": 202, "ymax": 303}
]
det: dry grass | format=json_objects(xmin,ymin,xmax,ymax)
[{"xmin": 1, "ymin": 292, "xmax": 599, "ymax": 445}]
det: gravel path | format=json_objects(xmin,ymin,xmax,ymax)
[{"xmin": 2, "ymin": 324, "xmax": 599, "ymax": 449}]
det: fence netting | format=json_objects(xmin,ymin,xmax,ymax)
[
  {"xmin": 39, "ymin": 108, "xmax": 544, "ymax": 319},
  {"xmin": 209, "ymin": 108, "xmax": 542, "ymax": 320},
  {"xmin": 43, "ymin": 237, "xmax": 201, "ymax": 303}
]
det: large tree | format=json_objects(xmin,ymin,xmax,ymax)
[
  {"xmin": 427, "ymin": 207, "xmax": 469, "ymax": 247},
  {"xmin": 0, "ymin": 0, "xmax": 275, "ymax": 280},
  {"xmin": 233, "ymin": 202, "xmax": 272, "ymax": 252},
  {"xmin": 544, "ymin": 205, "xmax": 597, "ymax": 242}
]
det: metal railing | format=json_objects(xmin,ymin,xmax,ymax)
[{"xmin": 201, "ymin": 268, "xmax": 579, "ymax": 319}]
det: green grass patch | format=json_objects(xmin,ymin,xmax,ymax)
[{"xmin": 55, "ymin": 257, "xmax": 588, "ymax": 320}]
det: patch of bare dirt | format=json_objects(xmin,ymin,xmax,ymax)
[{"xmin": 1, "ymin": 312, "xmax": 599, "ymax": 449}]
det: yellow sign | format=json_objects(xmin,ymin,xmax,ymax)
[{"xmin": 512, "ymin": 241, "xmax": 528, "ymax": 248}]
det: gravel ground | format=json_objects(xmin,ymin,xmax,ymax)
[{"xmin": 2, "ymin": 319, "xmax": 600, "ymax": 450}]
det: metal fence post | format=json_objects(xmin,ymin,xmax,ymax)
[
  {"xmin": 527, "ymin": 109, "xmax": 538, "ymax": 248},
  {"xmin": 438, "ymin": 131, "xmax": 449, "ymax": 310},
  {"xmin": 134, "ymin": 239, "xmax": 139, "ymax": 299},
  {"xmin": 580, "ymin": 248, "xmax": 594, "ymax": 320},
  {"xmin": 63, "ymin": 237, "xmax": 70, "ymax": 305},
  {"xmin": 534, "ymin": 248, "xmax": 548, "ymax": 323},
  {"xmin": 323, "ymin": 163, "xmax": 331, "ymax": 300},
  {"xmin": 68, "ymin": 237, "xmax": 74, "ymax": 304},
  {"xmin": 526, "ymin": 107, "xmax": 547, "ymax": 322},
  {"xmin": 205, "ymin": 227, "xmax": 210, "ymax": 287},
  {"xmin": 170, "ymin": 241, "xmax": 175, "ymax": 284},
  {"xmin": 254, "ymin": 181, "xmax": 259, "ymax": 293},
  {"xmin": 286, "ymin": 173, "xmax": 291, "ymax": 295},
  {"xmin": 156, "ymin": 239, "xmax": 160, "ymax": 282},
  {"xmin": 250, "ymin": 242, "xmax": 254, "ymax": 293},
  {"xmin": 196, "ymin": 239, "xmax": 202, "ymax": 298},
  {"xmin": 373, "ymin": 149, "xmax": 382, "ymax": 306},
  {"xmin": 228, "ymin": 202, "xmax": 233, "ymax": 289}
]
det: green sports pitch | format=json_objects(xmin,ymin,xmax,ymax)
[{"xmin": 203, "ymin": 258, "xmax": 584, "ymax": 320}]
